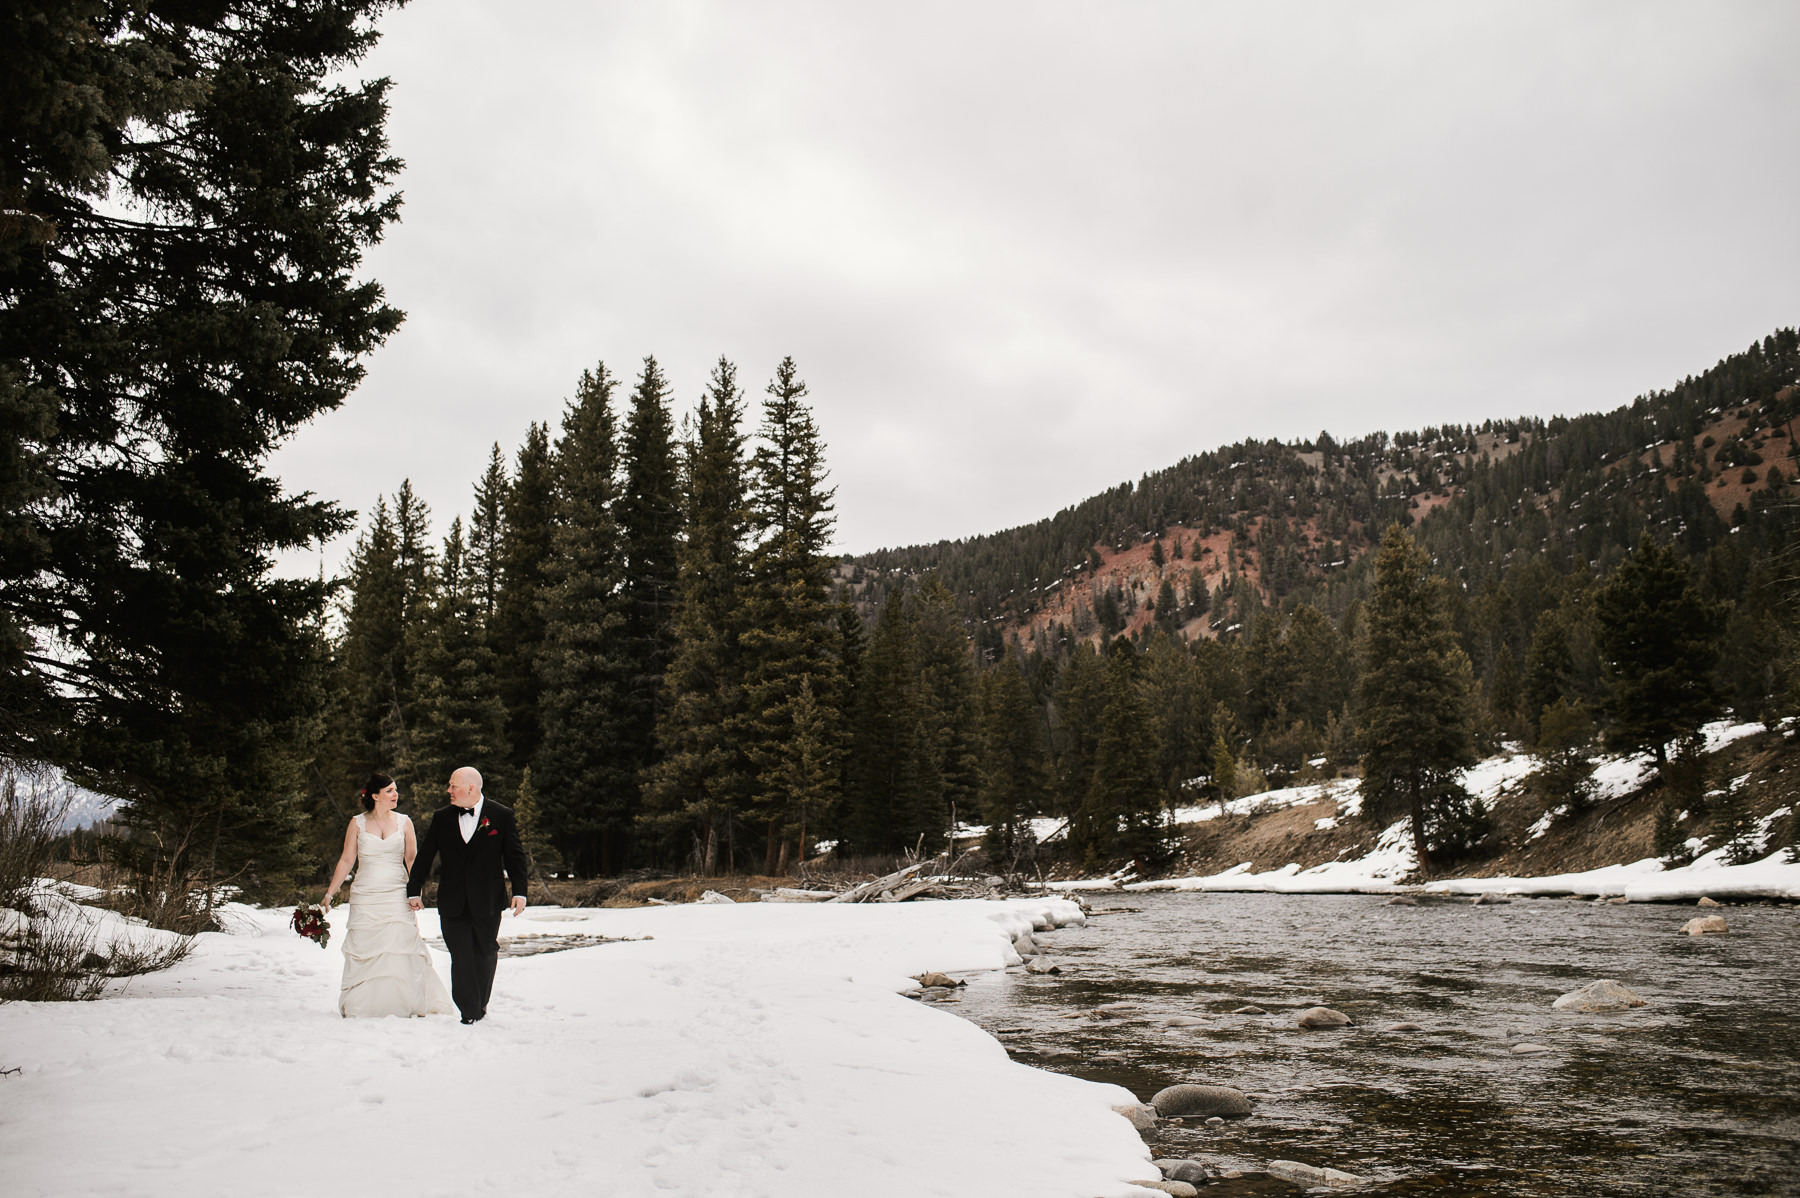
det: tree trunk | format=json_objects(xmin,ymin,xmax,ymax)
[{"xmin": 1408, "ymin": 778, "xmax": 1432, "ymax": 876}]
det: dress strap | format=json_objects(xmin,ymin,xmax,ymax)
[{"xmin": 355, "ymin": 812, "xmax": 366, "ymax": 831}]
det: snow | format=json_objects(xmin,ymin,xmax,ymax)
[
  {"xmin": 1041, "ymin": 719, "xmax": 1799, "ymax": 901},
  {"xmin": 0, "ymin": 895, "xmax": 1165, "ymax": 1198},
  {"xmin": 1421, "ymin": 848, "xmax": 1800, "ymax": 902}
]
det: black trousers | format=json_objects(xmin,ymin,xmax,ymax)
[{"xmin": 439, "ymin": 908, "xmax": 503, "ymax": 1019}]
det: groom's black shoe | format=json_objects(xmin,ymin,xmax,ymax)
[{"xmin": 460, "ymin": 1015, "xmax": 478, "ymax": 1025}]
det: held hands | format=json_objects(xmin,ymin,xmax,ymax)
[{"xmin": 407, "ymin": 896, "xmax": 423, "ymax": 911}]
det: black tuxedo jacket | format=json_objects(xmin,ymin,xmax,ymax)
[{"xmin": 407, "ymin": 800, "xmax": 529, "ymax": 919}]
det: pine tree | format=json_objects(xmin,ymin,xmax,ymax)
[
  {"xmin": 772, "ymin": 677, "xmax": 837, "ymax": 868},
  {"xmin": 910, "ymin": 576, "xmax": 980, "ymax": 827},
  {"xmin": 615, "ymin": 356, "xmax": 682, "ymax": 821},
  {"xmin": 643, "ymin": 359, "xmax": 753, "ymax": 873},
  {"xmin": 1530, "ymin": 698, "xmax": 1595, "ymax": 813},
  {"xmin": 738, "ymin": 358, "xmax": 843, "ymax": 873},
  {"xmin": 1141, "ymin": 633, "xmax": 1212, "ymax": 808},
  {"xmin": 1357, "ymin": 524, "xmax": 1482, "ymax": 872},
  {"xmin": 335, "ymin": 484, "xmax": 434, "ymax": 796},
  {"xmin": 512, "ymin": 765, "xmax": 559, "ymax": 871},
  {"xmin": 494, "ymin": 423, "xmax": 556, "ymax": 776},
  {"xmin": 1052, "ymin": 642, "xmax": 1108, "ymax": 859},
  {"xmin": 2, "ymin": 0, "xmax": 405, "ymax": 897},
  {"xmin": 1210, "ymin": 730, "xmax": 1237, "ymax": 814},
  {"xmin": 1489, "ymin": 643, "xmax": 1522, "ymax": 730},
  {"xmin": 1088, "ymin": 638, "xmax": 1168, "ymax": 871},
  {"xmin": 534, "ymin": 366, "xmax": 631, "ymax": 874},
  {"xmin": 405, "ymin": 517, "xmax": 510, "ymax": 804},
  {"xmin": 1185, "ymin": 567, "xmax": 1210, "ymax": 619},
  {"xmin": 843, "ymin": 590, "xmax": 935, "ymax": 856},
  {"xmin": 467, "ymin": 444, "xmax": 508, "ymax": 626},
  {"xmin": 1593, "ymin": 537, "xmax": 1725, "ymax": 776},
  {"xmin": 1154, "ymin": 578, "xmax": 1180, "ymax": 634},
  {"xmin": 976, "ymin": 649, "xmax": 1048, "ymax": 864}
]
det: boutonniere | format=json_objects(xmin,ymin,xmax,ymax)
[{"xmin": 480, "ymin": 816, "xmax": 496, "ymax": 836}]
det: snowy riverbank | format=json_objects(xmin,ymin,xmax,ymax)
[
  {"xmin": 0, "ymin": 894, "xmax": 1171, "ymax": 1198},
  {"xmin": 1041, "ymin": 719, "xmax": 1799, "ymax": 901}
]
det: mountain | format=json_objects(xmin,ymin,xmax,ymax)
[{"xmin": 847, "ymin": 327, "xmax": 1799, "ymax": 672}]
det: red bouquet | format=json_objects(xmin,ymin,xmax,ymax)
[{"xmin": 291, "ymin": 902, "xmax": 331, "ymax": 949}]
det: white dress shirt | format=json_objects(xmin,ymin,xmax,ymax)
[{"xmin": 457, "ymin": 797, "xmax": 485, "ymax": 843}]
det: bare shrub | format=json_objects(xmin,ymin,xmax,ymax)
[
  {"xmin": 1, "ymin": 763, "xmax": 195, "ymax": 1001},
  {"xmin": 0, "ymin": 763, "xmax": 73, "ymax": 909}
]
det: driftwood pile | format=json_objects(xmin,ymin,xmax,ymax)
[{"xmin": 754, "ymin": 859, "xmax": 1006, "ymax": 904}]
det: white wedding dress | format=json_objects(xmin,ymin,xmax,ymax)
[{"xmin": 338, "ymin": 814, "xmax": 453, "ymax": 1018}]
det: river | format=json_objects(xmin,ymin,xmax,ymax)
[{"xmin": 950, "ymin": 891, "xmax": 1800, "ymax": 1196}]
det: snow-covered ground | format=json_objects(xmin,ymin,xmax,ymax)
[
  {"xmin": 1042, "ymin": 719, "xmax": 1800, "ymax": 901},
  {"xmin": 0, "ymin": 895, "xmax": 1164, "ymax": 1198}
]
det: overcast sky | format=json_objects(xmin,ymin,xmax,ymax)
[{"xmin": 271, "ymin": 0, "xmax": 1800, "ymax": 572}]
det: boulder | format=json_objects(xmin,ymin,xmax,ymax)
[
  {"xmin": 1150, "ymin": 1084, "xmax": 1254, "ymax": 1118},
  {"xmin": 1129, "ymin": 1181, "xmax": 1198, "ymax": 1197},
  {"xmin": 1679, "ymin": 915, "xmax": 1729, "ymax": 936},
  {"xmin": 913, "ymin": 972, "xmax": 964, "ymax": 988},
  {"xmin": 1296, "ymin": 1006, "xmax": 1353, "ymax": 1029},
  {"xmin": 1383, "ymin": 1022, "xmax": 1423, "ymax": 1032},
  {"xmin": 1112, "ymin": 1102, "xmax": 1159, "ymax": 1132},
  {"xmin": 1267, "ymin": 1160, "xmax": 1364, "ymax": 1187},
  {"xmin": 1012, "ymin": 932, "xmax": 1038, "ymax": 956},
  {"xmin": 1154, "ymin": 1159, "xmax": 1213, "ymax": 1184},
  {"xmin": 1385, "ymin": 895, "xmax": 1419, "ymax": 906},
  {"xmin": 1552, "ymin": 979, "xmax": 1648, "ymax": 1012},
  {"xmin": 1231, "ymin": 1005, "xmax": 1268, "ymax": 1015},
  {"xmin": 1510, "ymin": 1042, "xmax": 1552, "ymax": 1055},
  {"xmin": 1025, "ymin": 956, "xmax": 1061, "ymax": 974},
  {"xmin": 1696, "ymin": 896, "xmax": 1723, "ymax": 908},
  {"xmin": 1160, "ymin": 1015, "xmax": 1210, "ymax": 1028}
]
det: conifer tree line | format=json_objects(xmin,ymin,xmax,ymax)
[
  {"xmin": 315, "ymin": 333, "xmax": 1799, "ymax": 879},
  {"xmin": 315, "ymin": 356, "xmax": 849, "ymax": 877}
]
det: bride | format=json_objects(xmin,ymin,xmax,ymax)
[{"xmin": 322, "ymin": 774, "xmax": 453, "ymax": 1017}]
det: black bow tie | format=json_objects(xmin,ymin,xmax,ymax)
[{"xmin": 459, "ymin": 808, "xmax": 477, "ymax": 819}]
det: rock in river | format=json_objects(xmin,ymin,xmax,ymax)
[
  {"xmin": 1231, "ymin": 1004, "xmax": 1268, "ymax": 1015},
  {"xmin": 1267, "ymin": 1160, "xmax": 1365, "ymax": 1187},
  {"xmin": 1151, "ymin": 1084, "xmax": 1254, "ymax": 1118},
  {"xmin": 1296, "ymin": 1006, "xmax": 1353, "ymax": 1029},
  {"xmin": 1129, "ymin": 1181, "xmax": 1198, "ymax": 1197},
  {"xmin": 1384, "ymin": 1022, "xmax": 1423, "ymax": 1032},
  {"xmin": 1552, "ymin": 979, "xmax": 1648, "ymax": 1012},
  {"xmin": 1154, "ymin": 1159, "xmax": 1214, "ymax": 1183},
  {"xmin": 1113, "ymin": 1103, "xmax": 1159, "ymax": 1132},
  {"xmin": 1679, "ymin": 915, "xmax": 1729, "ymax": 936},
  {"xmin": 1697, "ymin": 896, "xmax": 1723, "ymax": 908}
]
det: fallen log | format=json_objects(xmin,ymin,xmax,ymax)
[{"xmin": 826, "ymin": 862, "xmax": 926, "ymax": 903}]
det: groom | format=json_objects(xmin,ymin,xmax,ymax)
[{"xmin": 408, "ymin": 766, "xmax": 529, "ymax": 1024}]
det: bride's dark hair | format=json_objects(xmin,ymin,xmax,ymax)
[{"xmin": 360, "ymin": 772, "xmax": 396, "ymax": 813}]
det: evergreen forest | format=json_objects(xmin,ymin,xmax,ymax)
[{"xmin": 312, "ymin": 330, "xmax": 1799, "ymax": 881}]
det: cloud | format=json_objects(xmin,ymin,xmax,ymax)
[{"xmin": 271, "ymin": 0, "xmax": 1800, "ymax": 569}]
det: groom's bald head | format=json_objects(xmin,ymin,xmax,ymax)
[{"xmin": 447, "ymin": 767, "xmax": 483, "ymax": 807}]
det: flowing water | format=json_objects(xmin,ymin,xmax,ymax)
[{"xmin": 951, "ymin": 892, "xmax": 1800, "ymax": 1196}]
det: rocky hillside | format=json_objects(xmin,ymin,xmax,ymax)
[
  {"xmin": 848, "ymin": 329, "xmax": 1799, "ymax": 658},
  {"xmin": 1070, "ymin": 721, "xmax": 1800, "ymax": 889}
]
